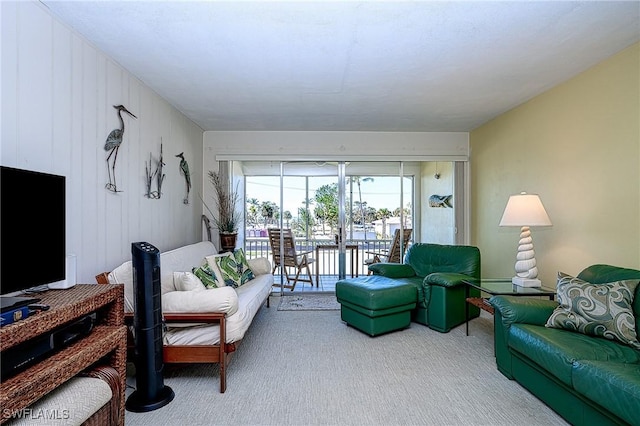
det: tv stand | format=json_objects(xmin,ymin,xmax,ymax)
[
  {"xmin": 0, "ymin": 285, "xmax": 126, "ymax": 425},
  {"xmin": 0, "ymin": 295, "xmax": 40, "ymax": 313}
]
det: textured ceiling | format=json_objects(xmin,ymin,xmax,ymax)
[{"xmin": 42, "ymin": 1, "xmax": 640, "ymax": 132}]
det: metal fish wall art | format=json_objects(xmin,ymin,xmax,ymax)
[{"xmin": 429, "ymin": 194, "xmax": 453, "ymax": 208}]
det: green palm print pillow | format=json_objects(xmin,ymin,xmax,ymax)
[
  {"xmin": 214, "ymin": 249, "xmax": 255, "ymax": 288},
  {"xmin": 192, "ymin": 263, "xmax": 219, "ymax": 289},
  {"xmin": 545, "ymin": 272, "xmax": 640, "ymax": 349}
]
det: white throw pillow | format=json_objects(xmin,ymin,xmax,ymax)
[
  {"xmin": 247, "ymin": 257, "xmax": 271, "ymax": 275},
  {"xmin": 173, "ymin": 271, "xmax": 206, "ymax": 292}
]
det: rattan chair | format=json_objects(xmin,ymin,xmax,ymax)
[
  {"xmin": 268, "ymin": 228, "xmax": 315, "ymax": 290},
  {"xmin": 364, "ymin": 228, "xmax": 412, "ymax": 274}
]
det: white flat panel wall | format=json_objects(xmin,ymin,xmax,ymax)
[
  {"xmin": 205, "ymin": 131, "xmax": 469, "ymax": 161},
  {"xmin": 1, "ymin": 2, "xmax": 204, "ymax": 284}
]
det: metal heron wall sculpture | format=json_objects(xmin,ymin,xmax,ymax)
[
  {"xmin": 104, "ymin": 105, "xmax": 137, "ymax": 192},
  {"xmin": 176, "ymin": 152, "xmax": 191, "ymax": 204}
]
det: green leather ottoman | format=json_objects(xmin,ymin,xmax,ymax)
[{"xmin": 335, "ymin": 276, "xmax": 418, "ymax": 336}]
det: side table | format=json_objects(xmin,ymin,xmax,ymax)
[{"xmin": 462, "ymin": 279, "xmax": 556, "ymax": 336}]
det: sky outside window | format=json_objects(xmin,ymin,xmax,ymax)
[{"xmin": 245, "ymin": 175, "xmax": 411, "ymax": 219}]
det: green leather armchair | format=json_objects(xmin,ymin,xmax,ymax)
[{"xmin": 368, "ymin": 243, "xmax": 481, "ymax": 332}]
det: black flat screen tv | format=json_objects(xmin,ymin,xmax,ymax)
[{"xmin": 0, "ymin": 166, "xmax": 66, "ymax": 295}]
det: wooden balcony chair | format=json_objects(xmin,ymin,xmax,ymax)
[
  {"xmin": 364, "ymin": 228, "xmax": 412, "ymax": 275},
  {"xmin": 268, "ymin": 228, "xmax": 315, "ymax": 290}
]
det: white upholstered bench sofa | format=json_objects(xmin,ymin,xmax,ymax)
[{"xmin": 96, "ymin": 240, "xmax": 273, "ymax": 393}]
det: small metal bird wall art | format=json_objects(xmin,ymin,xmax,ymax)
[
  {"xmin": 104, "ymin": 105, "xmax": 137, "ymax": 192},
  {"xmin": 156, "ymin": 143, "xmax": 166, "ymax": 197},
  {"xmin": 176, "ymin": 152, "xmax": 191, "ymax": 204},
  {"xmin": 145, "ymin": 142, "xmax": 165, "ymax": 199}
]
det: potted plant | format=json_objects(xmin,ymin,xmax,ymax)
[{"xmin": 203, "ymin": 170, "xmax": 240, "ymax": 252}]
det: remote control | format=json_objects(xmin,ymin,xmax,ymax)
[{"xmin": 28, "ymin": 303, "xmax": 50, "ymax": 311}]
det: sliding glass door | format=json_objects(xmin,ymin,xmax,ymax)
[
  {"xmin": 243, "ymin": 160, "xmax": 427, "ymax": 293},
  {"xmin": 279, "ymin": 161, "xmax": 344, "ymax": 292}
]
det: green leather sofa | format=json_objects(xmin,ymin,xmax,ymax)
[
  {"xmin": 491, "ymin": 264, "xmax": 640, "ymax": 426},
  {"xmin": 337, "ymin": 243, "xmax": 481, "ymax": 334}
]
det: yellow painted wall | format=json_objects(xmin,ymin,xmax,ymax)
[
  {"xmin": 421, "ymin": 162, "xmax": 455, "ymax": 244},
  {"xmin": 470, "ymin": 42, "xmax": 639, "ymax": 284}
]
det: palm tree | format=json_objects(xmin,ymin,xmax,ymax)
[
  {"xmin": 314, "ymin": 205, "xmax": 328, "ymax": 234},
  {"xmin": 364, "ymin": 206, "xmax": 377, "ymax": 228},
  {"xmin": 246, "ymin": 198, "xmax": 260, "ymax": 227},
  {"xmin": 261, "ymin": 201, "xmax": 277, "ymax": 228},
  {"xmin": 314, "ymin": 184, "xmax": 339, "ymax": 234},
  {"xmin": 294, "ymin": 206, "xmax": 314, "ymax": 236},
  {"xmin": 350, "ymin": 176, "xmax": 374, "ymax": 240},
  {"xmin": 352, "ymin": 201, "xmax": 367, "ymax": 225},
  {"xmin": 283, "ymin": 210, "xmax": 292, "ymax": 228},
  {"xmin": 376, "ymin": 208, "xmax": 392, "ymax": 239},
  {"xmin": 393, "ymin": 204, "xmax": 413, "ymax": 227}
]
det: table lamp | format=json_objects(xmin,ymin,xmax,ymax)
[{"xmin": 499, "ymin": 192, "xmax": 552, "ymax": 287}]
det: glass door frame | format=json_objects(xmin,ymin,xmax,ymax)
[
  {"xmin": 238, "ymin": 159, "xmax": 465, "ymax": 292},
  {"xmin": 271, "ymin": 161, "xmax": 412, "ymax": 293},
  {"xmin": 273, "ymin": 161, "xmax": 345, "ymax": 293}
]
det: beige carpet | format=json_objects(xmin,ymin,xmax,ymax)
[
  {"xmin": 277, "ymin": 294, "xmax": 341, "ymax": 311},
  {"xmin": 125, "ymin": 296, "xmax": 568, "ymax": 426}
]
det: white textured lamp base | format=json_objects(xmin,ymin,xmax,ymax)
[{"xmin": 512, "ymin": 277, "xmax": 542, "ymax": 287}]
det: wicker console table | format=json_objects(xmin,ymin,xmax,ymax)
[{"xmin": 0, "ymin": 284, "xmax": 126, "ymax": 425}]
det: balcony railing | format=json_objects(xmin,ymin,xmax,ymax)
[{"xmin": 245, "ymin": 237, "xmax": 398, "ymax": 277}]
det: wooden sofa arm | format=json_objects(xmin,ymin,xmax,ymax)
[
  {"xmin": 124, "ymin": 310, "xmax": 225, "ymax": 325},
  {"xmin": 96, "ymin": 272, "xmax": 110, "ymax": 284},
  {"xmin": 161, "ymin": 313, "xmax": 228, "ymax": 348},
  {"xmin": 162, "ymin": 312, "xmax": 225, "ymax": 323}
]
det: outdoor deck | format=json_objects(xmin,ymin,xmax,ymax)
[
  {"xmin": 271, "ymin": 274, "xmax": 344, "ymax": 293},
  {"xmin": 247, "ymin": 236, "xmax": 397, "ymax": 281}
]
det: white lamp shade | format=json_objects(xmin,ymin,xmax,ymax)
[{"xmin": 499, "ymin": 192, "xmax": 552, "ymax": 227}]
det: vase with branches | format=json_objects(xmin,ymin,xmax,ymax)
[{"xmin": 203, "ymin": 171, "xmax": 240, "ymax": 252}]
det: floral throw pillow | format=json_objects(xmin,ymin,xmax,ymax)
[
  {"xmin": 214, "ymin": 249, "xmax": 255, "ymax": 288},
  {"xmin": 545, "ymin": 271, "xmax": 640, "ymax": 349},
  {"xmin": 192, "ymin": 263, "xmax": 220, "ymax": 289}
]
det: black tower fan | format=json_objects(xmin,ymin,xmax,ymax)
[{"xmin": 126, "ymin": 242, "xmax": 174, "ymax": 412}]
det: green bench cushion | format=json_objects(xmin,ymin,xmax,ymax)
[
  {"xmin": 336, "ymin": 276, "xmax": 419, "ymax": 336},
  {"xmin": 336, "ymin": 276, "xmax": 418, "ymax": 310},
  {"xmin": 509, "ymin": 324, "xmax": 640, "ymax": 386},
  {"xmin": 339, "ymin": 304, "xmax": 415, "ymax": 336},
  {"xmin": 572, "ymin": 360, "xmax": 640, "ymax": 426},
  {"xmin": 338, "ymin": 299, "xmax": 416, "ymax": 318}
]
